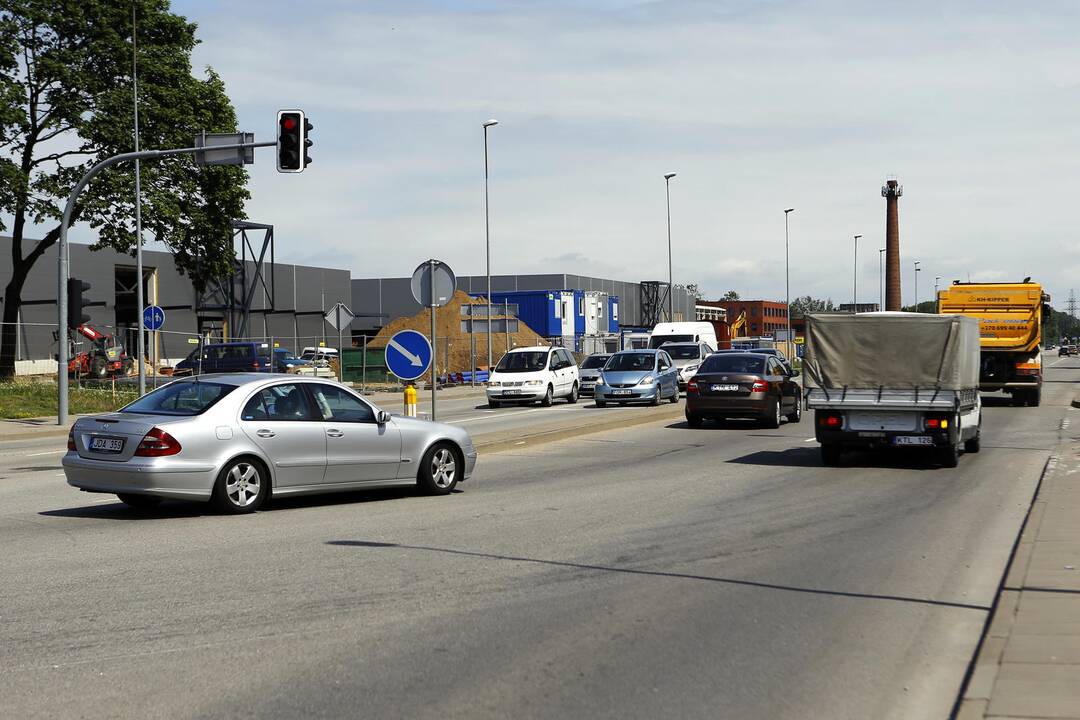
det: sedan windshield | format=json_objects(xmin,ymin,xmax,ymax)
[
  {"xmin": 580, "ymin": 355, "xmax": 609, "ymax": 370},
  {"xmin": 663, "ymin": 344, "xmax": 701, "ymax": 360},
  {"xmin": 700, "ymin": 355, "xmax": 766, "ymax": 374},
  {"xmin": 120, "ymin": 381, "xmax": 235, "ymax": 416},
  {"xmin": 605, "ymin": 353, "xmax": 656, "ymax": 372},
  {"xmin": 496, "ymin": 351, "xmax": 549, "ymax": 372}
]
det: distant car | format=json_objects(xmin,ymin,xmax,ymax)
[
  {"xmin": 273, "ymin": 348, "xmax": 310, "ymax": 372},
  {"xmin": 713, "ymin": 347, "xmax": 793, "ymax": 373},
  {"xmin": 1060, "ymin": 345, "xmax": 1073, "ymax": 357},
  {"xmin": 577, "ymin": 353, "xmax": 610, "ymax": 396},
  {"xmin": 684, "ymin": 352, "xmax": 801, "ymax": 428},
  {"xmin": 63, "ymin": 374, "xmax": 477, "ymax": 513},
  {"xmin": 660, "ymin": 341, "xmax": 713, "ymax": 390},
  {"xmin": 174, "ymin": 342, "xmax": 273, "ymax": 375},
  {"xmin": 486, "ymin": 346, "xmax": 580, "ymax": 407},
  {"xmin": 300, "ymin": 347, "xmax": 339, "ymax": 365},
  {"xmin": 594, "ymin": 349, "xmax": 680, "ymax": 407}
]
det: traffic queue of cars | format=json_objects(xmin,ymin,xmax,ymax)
[{"xmin": 62, "ymin": 340, "xmax": 796, "ymax": 516}]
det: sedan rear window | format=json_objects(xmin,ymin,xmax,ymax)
[
  {"xmin": 700, "ymin": 355, "xmax": 766, "ymax": 374},
  {"xmin": 120, "ymin": 382, "xmax": 235, "ymax": 416}
]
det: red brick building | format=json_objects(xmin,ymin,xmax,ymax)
[{"xmin": 701, "ymin": 300, "xmax": 790, "ymax": 338}]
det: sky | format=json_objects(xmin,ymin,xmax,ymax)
[{"xmin": 162, "ymin": 0, "xmax": 1080, "ymax": 306}]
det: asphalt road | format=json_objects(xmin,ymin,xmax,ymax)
[{"xmin": 2, "ymin": 359, "xmax": 1076, "ymax": 719}]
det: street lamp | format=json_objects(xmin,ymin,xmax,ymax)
[
  {"xmin": 664, "ymin": 172, "xmax": 676, "ymax": 322},
  {"xmin": 853, "ymin": 235, "xmax": 863, "ymax": 312},
  {"xmin": 784, "ymin": 208, "xmax": 794, "ymax": 347},
  {"xmin": 934, "ymin": 276, "xmax": 941, "ymax": 309},
  {"xmin": 878, "ymin": 248, "xmax": 886, "ymax": 311},
  {"xmin": 914, "ymin": 261, "xmax": 923, "ymax": 310},
  {"xmin": 483, "ymin": 119, "xmax": 498, "ymax": 371}
]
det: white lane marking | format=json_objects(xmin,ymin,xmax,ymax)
[
  {"xmin": 805, "ymin": 437, "xmax": 816, "ymax": 442},
  {"xmin": 90, "ymin": 498, "xmax": 115, "ymax": 504},
  {"xmin": 447, "ymin": 408, "xmax": 545, "ymax": 424},
  {"xmin": 26, "ymin": 450, "xmax": 65, "ymax": 457}
]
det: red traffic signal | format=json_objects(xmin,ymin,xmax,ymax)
[{"xmin": 277, "ymin": 110, "xmax": 312, "ymax": 173}]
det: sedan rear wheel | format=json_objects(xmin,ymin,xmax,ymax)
[
  {"xmin": 786, "ymin": 394, "xmax": 802, "ymax": 423},
  {"xmin": 212, "ymin": 458, "xmax": 268, "ymax": 514},
  {"xmin": 763, "ymin": 398, "xmax": 782, "ymax": 429},
  {"xmin": 418, "ymin": 442, "xmax": 460, "ymax": 495},
  {"xmin": 686, "ymin": 411, "xmax": 702, "ymax": 428}
]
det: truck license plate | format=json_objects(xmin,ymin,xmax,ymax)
[
  {"xmin": 90, "ymin": 436, "xmax": 124, "ymax": 453},
  {"xmin": 893, "ymin": 436, "xmax": 933, "ymax": 446}
]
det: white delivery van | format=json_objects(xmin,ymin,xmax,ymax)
[{"xmin": 648, "ymin": 322, "xmax": 717, "ymax": 351}]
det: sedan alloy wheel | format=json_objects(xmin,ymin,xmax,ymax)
[{"xmin": 213, "ymin": 458, "xmax": 267, "ymax": 513}]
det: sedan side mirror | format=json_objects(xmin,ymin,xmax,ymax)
[{"xmin": 376, "ymin": 410, "xmax": 391, "ymax": 424}]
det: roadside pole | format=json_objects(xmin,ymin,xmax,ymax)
[
  {"xmin": 429, "ymin": 259, "xmax": 437, "ymax": 421},
  {"xmin": 336, "ymin": 304, "xmax": 343, "ymax": 382}
]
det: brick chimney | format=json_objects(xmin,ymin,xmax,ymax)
[{"xmin": 882, "ymin": 178, "xmax": 903, "ymax": 311}]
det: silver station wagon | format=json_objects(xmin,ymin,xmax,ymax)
[{"xmin": 63, "ymin": 374, "xmax": 477, "ymax": 513}]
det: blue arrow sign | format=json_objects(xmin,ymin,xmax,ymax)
[
  {"xmin": 142, "ymin": 305, "xmax": 166, "ymax": 331},
  {"xmin": 385, "ymin": 329, "xmax": 432, "ymax": 381}
]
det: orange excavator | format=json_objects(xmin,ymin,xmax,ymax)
[{"xmin": 68, "ymin": 324, "xmax": 133, "ymax": 378}]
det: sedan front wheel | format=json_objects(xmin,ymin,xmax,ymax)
[{"xmin": 419, "ymin": 442, "xmax": 460, "ymax": 495}]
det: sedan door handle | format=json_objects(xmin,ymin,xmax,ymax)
[
  {"xmin": 256, "ymin": 429, "xmax": 276, "ymax": 438},
  {"xmin": 326, "ymin": 429, "xmax": 344, "ymax": 438}
]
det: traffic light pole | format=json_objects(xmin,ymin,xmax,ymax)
[{"xmin": 57, "ymin": 140, "xmax": 275, "ymax": 424}]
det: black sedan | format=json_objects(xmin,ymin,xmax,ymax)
[{"xmin": 684, "ymin": 352, "xmax": 802, "ymax": 428}]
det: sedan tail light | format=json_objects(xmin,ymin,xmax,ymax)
[
  {"xmin": 135, "ymin": 427, "xmax": 182, "ymax": 457},
  {"xmin": 252, "ymin": 361, "xmax": 261, "ymax": 370},
  {"xmin": 67, "ymin": 428, "xmax": 76, "ymax": 451},
  {"xmin": 687, "ymin": 378, "xmax": 699, "ymax": 393},
  {"xmin": 751, "ymin": 380, "xmax": 770, "ymax": 393}
]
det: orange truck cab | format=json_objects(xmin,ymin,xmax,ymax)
[{"xmin": 937, "ymin": 281, "xmax": 1048, "ymax": 406}]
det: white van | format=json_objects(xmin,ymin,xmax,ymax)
[{"xmin": 648, "ymin": 322, "xmax": 717, "ymax": 351}]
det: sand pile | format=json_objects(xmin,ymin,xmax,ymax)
[{"xmin": 369, "ymin": 290, "xmax": 548, "ymax": 373}]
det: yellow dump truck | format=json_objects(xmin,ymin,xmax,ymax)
[{"xmin": 937, "ymin": 281, "xmax": 1049, "ymax": 406}]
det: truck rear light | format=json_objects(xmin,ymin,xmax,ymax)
[
  {"xmin": 1015, "ymin": 361, "xmax": 1040, "ymax": 376},
  {"xmin": 67, "ymin": 428, "xmax": 76, "ymax": 451},
  {"xmin": 926, "ymin": 417, "xmax": 949, "ymax": 429},
  {"xmin": 687, "ymin": 379, "xmax": 699, "ymax": 393},
  {"xmin": 819, "ymin": 414, "xmax": 842, "ymax": 428},
  {"xmin": 252, "ymin": 361, "xmax": 261, "ymax": 370},
  {"xmin": 751, "ymin": 380, "xmax": 769, "ymax": 393},
  {"xmin": 135, "ymin": 428, "xmax": 182, "ymax": 457}
]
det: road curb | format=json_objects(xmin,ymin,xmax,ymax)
[
  {"xmin": 1072, "ymin": 392, "xmax": 1080, "ymax": 409},
  {"xmin": 474, "ymin": 402, "xmax": 685, "ymax": 454}
]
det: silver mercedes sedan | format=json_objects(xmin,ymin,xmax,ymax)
[{"xmin": 63, "ymin": 374, "xmax": 477, "ymax": 513}]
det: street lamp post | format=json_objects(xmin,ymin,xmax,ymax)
[
  {"xmin": 483, "ymin": 119, "xmax": 498, "ymax": 371},
  {"xmin": 915, "ymin": 262, "xmax": 923, "ymax": 310},
  {"xmin": 934, "ymin": 276, "xmax": 941, "ymax": 309},
  {"xmin": 853, "ymin": 235, "xmax": 862, "ymax": 312},
  {"xmin": 784, "ymin": 208, "xmax": 794, "ymax": 348},
  {"xmin": 878, "ymin": 248, "xmax": 886, "ymax": 311},
  {"xmin": 664, "ymin": 173, "xmax": 676, "ymax": 322}
]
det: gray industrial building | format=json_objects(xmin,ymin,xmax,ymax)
[
  {"xmin": 350, "ymin": 273, "xmax": 696, "ymax": 335},
  {"xmin": 1, "ymin": 236, "xmax": 351, "ymax": 370}
]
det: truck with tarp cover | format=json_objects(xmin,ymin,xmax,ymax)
[
  {"xmin": 803, "ymin": 312, "xmax": 982, "ymax": 468},
  {"xmin": 936, "ymin": 281, "xmax": 1048, "ymax": 406}
]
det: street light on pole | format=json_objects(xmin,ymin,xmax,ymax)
[
  {"xmin": 878, "ymin": 248, "xmax": 886, "ymax": 311},
  {"xmin": 784, "ymin": 208, "xmax": 794, "ymax": 349},
  {"xmin": 914, "ymin": 261, "xmax": 922, "ymax": 311},
  {"xmin": 664, "ymin": 172, "xmax": 676, "ymax": 322},
  {"xmin": 934, "ymin": 276, "xmax": 941, "ymax": 309},
  {"xmin": 853, "ymin": 235, "xmax": 862, "ymax": 312},
  {"xmin": 483, "ymin": 119, "xmax": 498, "ymax": 371}
]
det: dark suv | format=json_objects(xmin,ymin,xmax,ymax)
[{"xmin": 174, "ymin": 342, "xmax": 273, "ymax": 375}]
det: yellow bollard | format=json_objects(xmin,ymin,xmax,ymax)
[{"xmin": 404, "ymin": 383, "xmax": 417, "ymax": 418}]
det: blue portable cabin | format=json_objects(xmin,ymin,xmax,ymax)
[
  {"xmin": 608, "ymin": 296, "xmax": 620, "ymax": 333},
  {"xmin": 472, "ymin": 290, "xmax": 578, "ymax": 338},
  {"xmin": 573, "ymin": 290, "xmax": 586, "ymax": 336}
]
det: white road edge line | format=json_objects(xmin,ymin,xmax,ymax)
[
  {"xmin": 805, "ymin": 437, "xmax": 816, "ymax": 442},
  {"xmin": 26, "ymin": 450, "xmax": 65, "ymax": 456}
]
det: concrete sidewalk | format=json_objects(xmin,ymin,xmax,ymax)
[{"xmin": 957, "ymin": 401, "xmax": 1080, "ymax": 719}]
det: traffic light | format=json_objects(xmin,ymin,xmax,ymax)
[
  {"xmin": 67, "ymin": 277, "xmax": 91, "ymax": 329},
  {"xmin": 277, "ymin": 110, "xmax": 312, "ymax": 173}
]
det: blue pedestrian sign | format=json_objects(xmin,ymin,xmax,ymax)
[
  {"xmin": 385, "ymin": 329, "xmax": 432, "ymax": 381},
  {"xmin": 142, "ymin": 305, "xmax": 166, "ymax": 331}
]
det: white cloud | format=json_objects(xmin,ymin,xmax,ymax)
[{"xmin": 173, "ymin": 0, "xmax": 1080, "ymax": 308}]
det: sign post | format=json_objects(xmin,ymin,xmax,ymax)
[
  {"xmin": 410, "ymin": 260, "xmax": 456, "ymax": 421},
  {"xmin": 324, "ymin": 302, "xmax": 356, "ymax": 382}
]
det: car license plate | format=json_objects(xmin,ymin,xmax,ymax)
[
  {"xmin": 711, "ymin": 384, "xmax": 739, "ymax": 392},
  {"xmin": 503, "ymin": 389, "xmax": 522, "ymax": 395},
  {"xmin": 90, "ymin": 436, "xmax": 124, "ymax": 453},
  {"xmin": 581, "ymin": 381, "xmax": 595, "ymax": 387},
  {"xmin": 893, "ymin": 436, "xmax": 933, "ymax": 446},
  {"xmin": 612, "ymin": 389, "xmax": 633, "ymax": 395}
]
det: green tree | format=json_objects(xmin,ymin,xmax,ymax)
[
  {"xmin": 0, "ymin": 0, "xmax": 249, "ymax": 378},
  {"xmin": 720, "ymin": 290, "xmax": 740, "ymax": 301},
  {"xmin": 788, "ymin": 295, "xmax": 835, "ymax": 316}
]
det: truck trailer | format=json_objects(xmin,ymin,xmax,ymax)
[
  {"xmin": 804, "ymin": 312, "xmax": 982, "ymax": 468},
  {"xmin": 937, "ymin": 281, "xmax": 1048, "ymax": 406}
]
